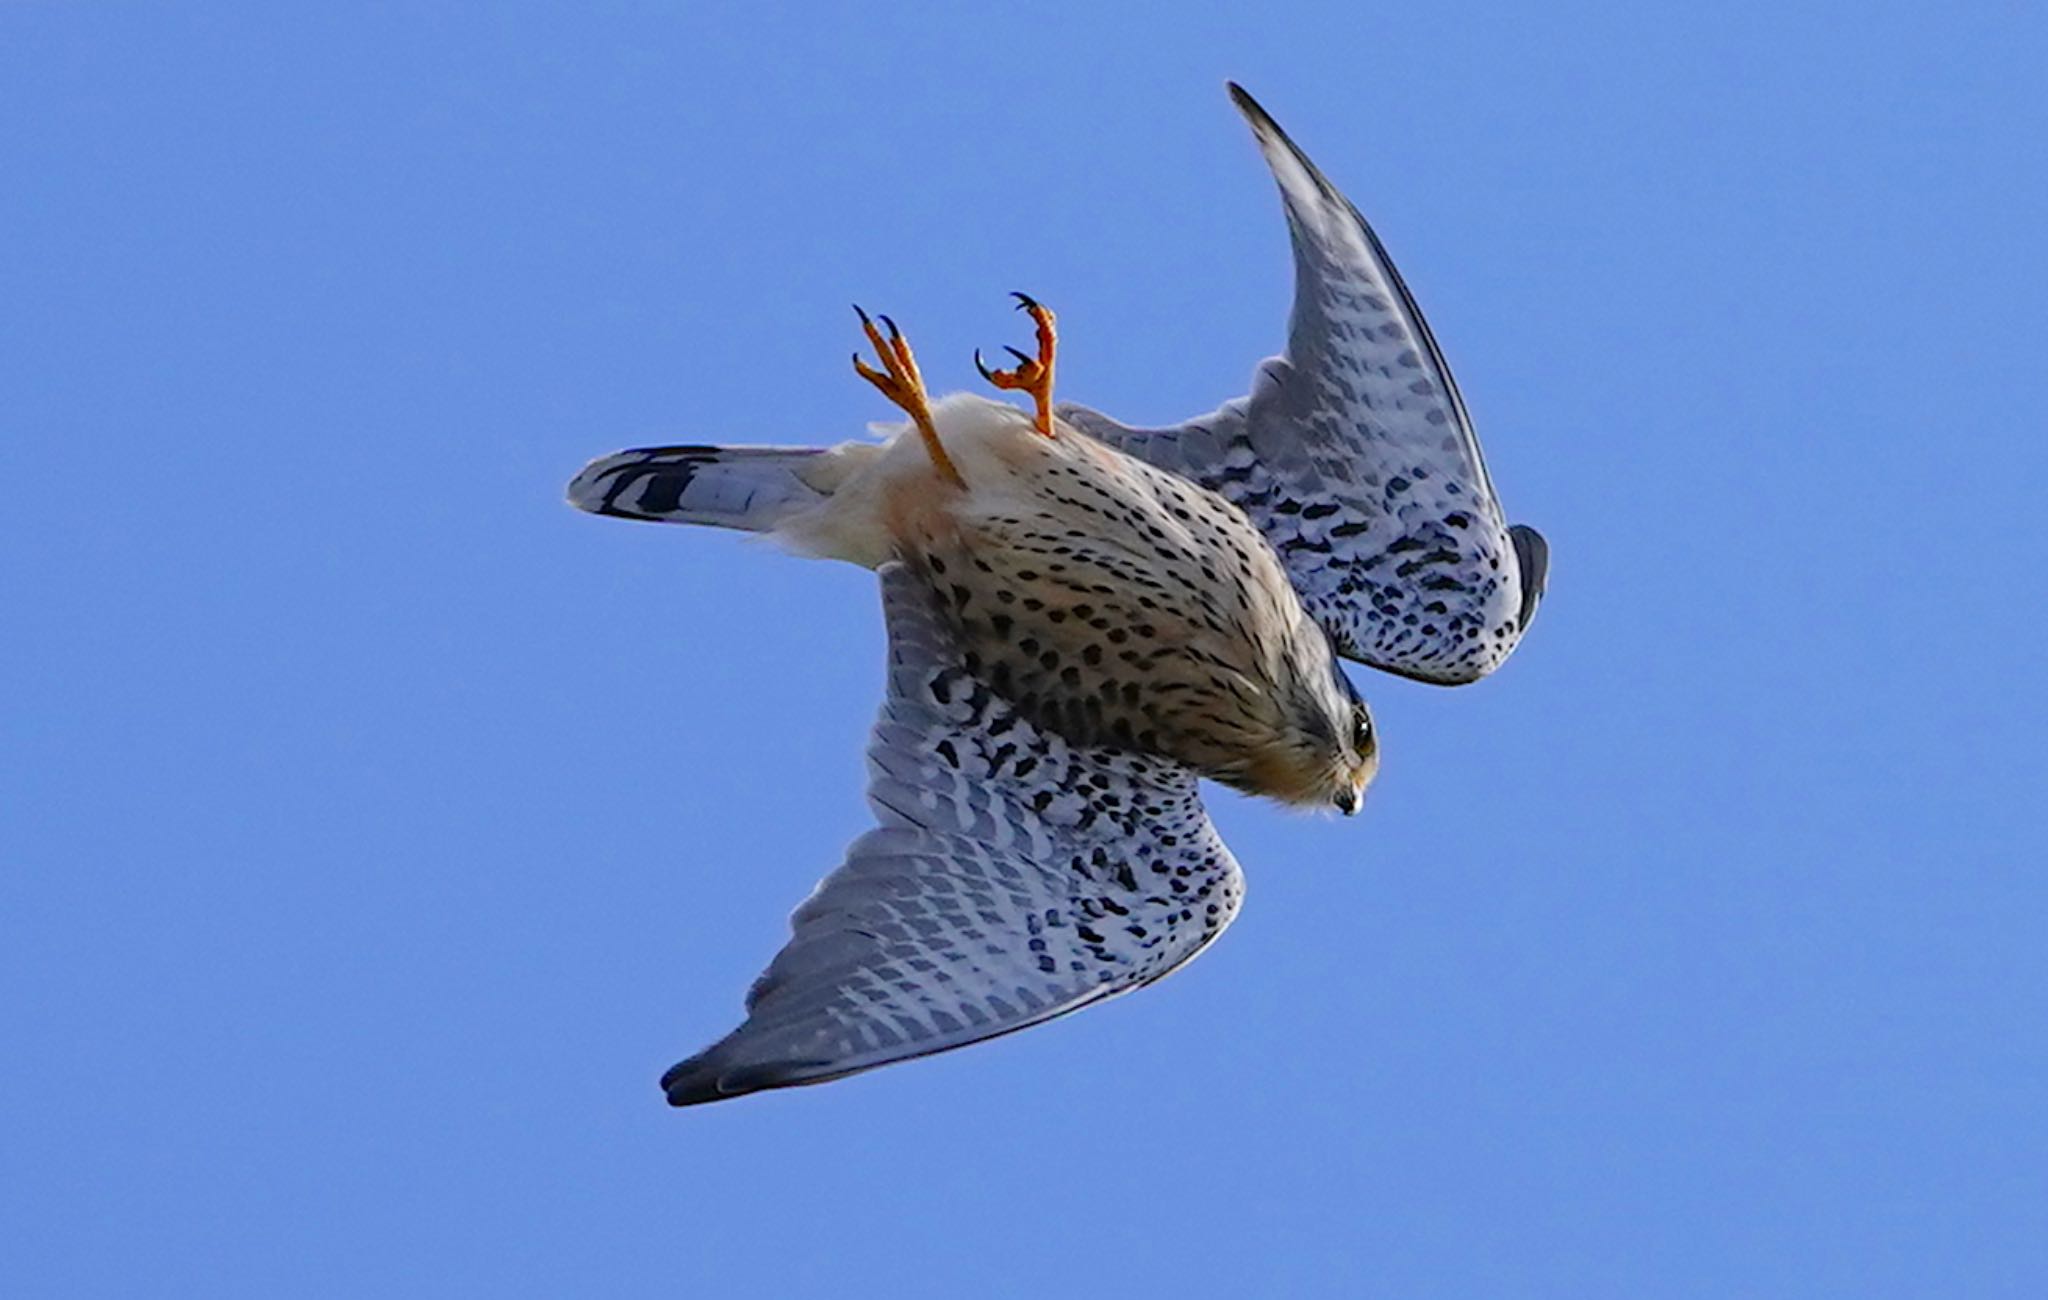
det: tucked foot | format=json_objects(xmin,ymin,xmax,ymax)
[
  {"xmin": 974, "ymin": 292, "xmax": 1058, "ymax": 437},
  {"xmin": 852, "ymin": 305, "xmax": 966, "ymax": 489}
]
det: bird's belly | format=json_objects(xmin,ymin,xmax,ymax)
[
  {"xmin": 909, "ymin": 447, "xmax": 1305, "ymax": 786},
  {"xmin": 781, "ymin": 403, "xmax": 1320, "ymax": 793}
]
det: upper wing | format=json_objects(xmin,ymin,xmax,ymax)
[
  {"xmin": 661, "ymin": 563, "xmax": 1244, "ymax": 1106},
  {"xmin": 1058, "ymin": 84, "xmax": 1547, "ymax": 685}
]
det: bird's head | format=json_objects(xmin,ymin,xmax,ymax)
[
  {"xmin": 1226, "ymin": 634, "xmax": 1379, "ymax": 816},
  {"xmin": 1326, "ymin": 692, "xmax": 1380, "ymax": 816}
]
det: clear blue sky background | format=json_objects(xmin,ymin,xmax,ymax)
[{"xmin": 5, "ymin": 3, "xmax": 2045, "ymax": 1296}]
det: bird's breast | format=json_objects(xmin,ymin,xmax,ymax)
[{"xmin": 898, "ymin": 433, "xmax": 1317, "ymax": 793}]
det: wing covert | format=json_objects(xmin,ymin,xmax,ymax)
[{"xmin": 661, "ymin": 563, "xmax": 1244, "ymax": 1106}]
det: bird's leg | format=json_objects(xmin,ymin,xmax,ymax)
[
  {"xmin": 852, "ymin": 306, "xmax": 966, "ymax": 490},
  {"xmin": 975, "ymin": 292, "xmax": 1058, "ymax": 438}
]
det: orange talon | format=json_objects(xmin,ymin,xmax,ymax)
[
  {"xmin": 852, "ymin": 305, "xmax": 966, "ymax": 490},
  {"xmin": 975, "ymin": 291, "xmax": 1058, "ymax": 437}
]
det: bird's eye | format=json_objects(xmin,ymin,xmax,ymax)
[{"xmin": 1350, "ymin": 707, "xmax": 1373, "ymax": 753}]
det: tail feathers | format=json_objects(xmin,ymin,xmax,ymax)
[{"xmin": 566, "ymin": 445, "xmax": 832, "ymax": 533}]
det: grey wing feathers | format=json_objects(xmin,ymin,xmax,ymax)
[
  {"xmin": 1058, "ymin": 84, "xmax": 1546, "ymax": 685},
  {"xmin": 661, "ymin": 563, "xmax": 1244, "ymax": 1106}
]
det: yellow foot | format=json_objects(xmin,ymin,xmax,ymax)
[
  {"xmin": 852, "ymin": 305, "xmax": 966, "ymax": 490},
  {"xmin": 974, "ymin": 292, "xmax": 1058, "ymax": 437}
]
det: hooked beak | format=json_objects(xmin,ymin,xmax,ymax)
[{"xmin": 1332, "ymin": 787, "xmax": 1361, "ymax": 816}]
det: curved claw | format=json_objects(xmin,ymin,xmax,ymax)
[
  {"xmin": 977, "ymin": 294, "xmax": 1059, "ymax": 437},
  {"xmin": 849, "ymin": 305, "xmax": 964, "ymax": 489}
]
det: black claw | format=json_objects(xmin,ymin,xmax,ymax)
[
  {"xmin": 1011, "ymin": 291, "xmax": 1038, "ymax": 311},
  {"xmin": 878, "ymin": 314, "xmax": 900, "ymax": 340},
  {"xmin": 1005, "ymin": 346, "xmax": 1033, "ymax": 366},
  {"xmin": 973, "ymin": 349, "xmax": 996, "ymax": 382},
  {"xmin": 853, "ymin": 303, "xmax": 872, "ymax": 326}
]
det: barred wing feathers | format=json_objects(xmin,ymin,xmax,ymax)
[
  {"xmin": 1059, "ymin": 84, "xmax": 1546, "ymax": 685},
  {"xmin": 662, "ymin": 564, "xmax": 1244, "ymax": 1106}
]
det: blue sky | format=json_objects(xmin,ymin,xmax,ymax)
[{"xmin": 5, "ymin": 2, "xmax": 2045, "ymax": 1296}]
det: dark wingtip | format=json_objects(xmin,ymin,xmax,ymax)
[
  {"xmin": 660, "ymin": 1053, "xmax": 729, "ymax": 1108},
  {"xmin": 663, "ymin": 1080, "xmax": 726, "ymax": 1107},
  {"xmin": 1224, "ymin": 83, "xmax": 1345, "ymax": 212},
  {"xmin": 1226, "ymin": 81, "xmax": 1276, "ymax": 132},
  {"xmin": 1509, "ymin": 524, "xmax": 1550, "ymax": 631},
  {"xmin": 661, "ymin": 1052, "xmax": 836, "ymax": 1108}
]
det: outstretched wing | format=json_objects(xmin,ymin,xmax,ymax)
[
  {"xmin": 1058, "ymin": 83, "xmax": 1547, "ymax": 685},
  {"xmin": 661, "ymin": 564, "xmax": 1244, "ymax": 1107}
]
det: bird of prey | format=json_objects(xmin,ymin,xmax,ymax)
[{"xmin": 566, "ymin": 84, "xmax": 1546, "ymax": 1106}]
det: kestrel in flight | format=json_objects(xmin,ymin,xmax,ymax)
[{"xmin": 566, "ymin": 84, "xmax": 1546, "ymax": 1106}]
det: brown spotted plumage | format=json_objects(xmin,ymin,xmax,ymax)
[{"xmin": 898, "ymin": 400, "xmax": 1375, "ymax": 812}]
